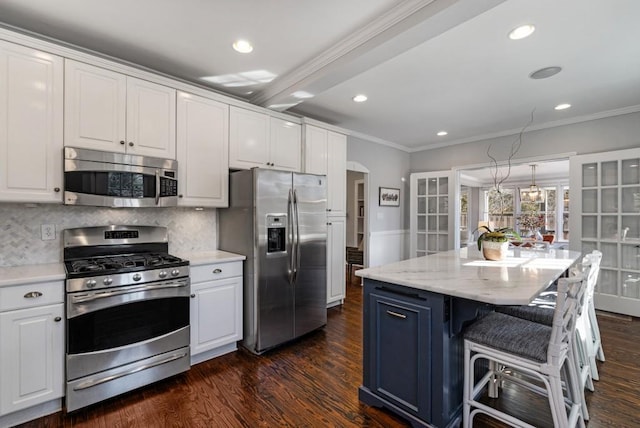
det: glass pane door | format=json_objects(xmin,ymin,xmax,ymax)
[
  {"xmin": 570, "ymin": 148, "xmax": 640, "ymax": 317},
  {"xmin": 410, "ymin": 171, "xmax": 453, "ymax": 257}
]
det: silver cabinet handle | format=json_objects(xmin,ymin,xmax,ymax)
[
  {"xmin": 213, "ymin": 268, "xmax": 222, "ymax": 274},
  {"xmin": 386, "ymin": 310, "xmax": 407, "ymax": 319},
  {"xmin": 54, "ymin": 316, "xmax": 62, "ymax": 322},
  {"xmin": 24, "ymin": 291, "xmax": 43, "ymax": 298}
]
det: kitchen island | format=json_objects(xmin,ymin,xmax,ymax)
[{"xmin": 356, "ymin": 247, "xmax": 582, "ymax": 428}]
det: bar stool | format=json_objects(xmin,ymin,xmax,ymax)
[
  {"xmin": 496, "ymin": 250, "xmax": 603, "ymax": 390},
  {"xmin": 463, "ymin": 275, "xmax": 586, "ymax": 428}
]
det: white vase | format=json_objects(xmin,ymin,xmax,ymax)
[{"xmin": 481, "ymin": 240, "xmax": 509, "ymax": 261}]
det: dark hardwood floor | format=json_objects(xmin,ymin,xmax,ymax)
[{"xmin": 20, "ymin": 275, "xmax": 640, "ymax": 428}]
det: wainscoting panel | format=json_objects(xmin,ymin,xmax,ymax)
[{"xmin": 368, "ymin": 229, "xmax": 409, "ymax": 267}]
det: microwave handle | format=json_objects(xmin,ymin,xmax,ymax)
[{"xmin": 155, "ymin": 170, "xmax": 160, "ymax": 205}]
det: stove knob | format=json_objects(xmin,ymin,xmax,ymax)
[
  {"xmin": 103, "ymin": 278, "xmax": 113, "ymax": 286},
  {"xmin": 86, "ymin": 280, "xmax": 97, "ymax": 288},
  {"xmin": 159, "ymin": 271, "xmax": 168, "ymax": 279},
  {"xmin": 171, "ymin": 269, "xmax": 180, "ymax": 277},
  {"xmin": 133, "ymin": 273, "xmax": 142, "ymax": 282}
]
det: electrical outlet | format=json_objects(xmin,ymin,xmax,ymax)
[{"xmin": 41, "ymin": 224, "xmax": 56, "ymax": 241}]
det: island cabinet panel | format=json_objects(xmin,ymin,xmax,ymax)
[
  {"xmin": 366, "ymin": 289, "xmax": 432, "ymax": 420},
  {"xmin": 360, "ymin": 279, "xmax": 483, "ymax": 428}
]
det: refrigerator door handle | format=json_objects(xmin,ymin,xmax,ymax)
[
  {"xmin": 288, "ymin": 189, "xmax": 296, "ymax": 285},
  {"xmin": 293, "ymin": 189, "xmax": 301, "ymax": 284}
]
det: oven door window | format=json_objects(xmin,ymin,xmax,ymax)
[{"xmin": 67, "ymin": 296, "xmax": 189, "ymax": 354}]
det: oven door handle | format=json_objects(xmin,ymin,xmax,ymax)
[
  {"xmin": 72, "ymin": 350, "xmax": 188, "ymax": 391},
  {"xmin": 71, "ymin": 281, "xmax": 188, "ymax": 304}
]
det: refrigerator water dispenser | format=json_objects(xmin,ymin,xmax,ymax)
[{"xmin": 267, "ymin": 215, "xmax": 286, "ymax": 253}]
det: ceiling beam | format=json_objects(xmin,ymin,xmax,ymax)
[{"xmin": 251, "ymin": 0, "xmax": 506, "ymax": 111}]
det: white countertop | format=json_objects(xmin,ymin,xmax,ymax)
[
  {"xmin": 176, "ymin": 250, "xmax": 245, "ymax": 266},
  {"xmin": 356, "ymin": 247, "xmax": 582, "ymax": 305},
  {"xmin": 0, "ymin": 263, "xmax": 66, "ymax": 288}
]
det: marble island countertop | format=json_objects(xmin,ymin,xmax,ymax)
[{"xmin": 356, "ymin": 247, "xmax": 582, "ymax": 305}]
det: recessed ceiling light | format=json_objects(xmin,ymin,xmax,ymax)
[
  {"xmin": 232, "ymin": 40, "xmax": 253, "ymax": 53},
  {"xmin": 529, "ymin": 66, "xmax": 562, "ymax": 80},
  {"xmin": 554, "ymin": 103, "xmax": 571, "ymax": 110},
  {"xmin": 437, "ymin": 131, "xmax": 448, "ymax": 136},
  {"xmin": 352, "ymin": 94, "xmax": 368, "ymax": 103},
  {"xmin": 508, "ymin": 24, "xmax": 536, "ymax": 40}
]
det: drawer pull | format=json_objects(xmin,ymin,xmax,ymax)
[
  {"xmin": 54, "ymin": 317, "xmax": 62, "ymax": 322},
  {"xmin": 386, "ymin": 310, "xmax": 407, "ymax": 319},
  {"xmin": 213, "ymin": 268, "xmax": 222, "ymax": 274},
  {"xmin": 190, "ymin": 294, "xmax": 196, "ymax": 298},
  {"xmin": 24, "ymin": 291, "xmax": 43, "ymax": 299}
]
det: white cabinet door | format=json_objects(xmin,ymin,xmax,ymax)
[
  {"xmin": 177, "ymin": 92, "xmax": 229, "ymax": 207},
  {"xmin": 304, "ymin": 125, "xmax": 328, "ymax": 175},
  {"xmin": 126, "ymin": 77, "xmax": 176, "ymax": 158},
  {"xmin": 0, "ymin": 304, "xmax": 64, "ymax": 415},
  {"xmin": 229, "ymin": 106, "xmax": 270, "ymax": 169},
  {"xmin": 570, "ymin": 147, "xmax": 640, "ymax": 317},
  {"xmin": 64, "ymin": 59, "xmax": 127, "ymax": 152},
  {"xmin": 304, "ymin": 125, "xmax": 346, "ymax": 215},
  {"xmin": 327, "ymin": 216, "xmax": 346, "ymax": 306},
  {"xmin": 65, "ymin": 60, "xmax": 176, "ymax": 159},
  {"xmin": 270, "ymin": 117, "xmax": 301, "ymax": 172},
  {"xmin": 0, "ymin": 42, "xmax": 63, "ymax": 203},
  {"xmin": 190, "ymin": 277, "xmax": 242, "ymax": 356},
  {"xmin": 327, "ymin": 131, "xmax": 347, "ymax": 215},
  {"xmin": 410, "ymin": 170, "xmax": 455, "ymax": 257}
]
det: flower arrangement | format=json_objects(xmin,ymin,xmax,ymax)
[
  {"xmin": 517, "ymin": 213, "xmax": 545, "ymax": 232},
  {"xmin": 475, "ymin": 225, "xmax": 521, "ymax": 250}
]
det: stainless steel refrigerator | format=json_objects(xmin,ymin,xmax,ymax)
[{"xmin": 218, "ymin": 168, "xmax": 327, "ymax": 354}]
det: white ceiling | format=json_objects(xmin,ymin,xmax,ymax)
[{"xmin": 1, "ymin": 0, "xmax": 639, "ymax": 152}]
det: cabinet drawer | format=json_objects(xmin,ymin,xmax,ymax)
[
  {"xmin": 190, "ymin": 262, "xmax": 242, "ymax": 284},
  {"xmin": 0, "ymin": 281, "xmax": 64, "ymax": 311}
]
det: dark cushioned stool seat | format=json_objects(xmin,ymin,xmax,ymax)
[
  {"xmin": 464, "ymin": 312, "xmax": 552, "ymax": 363},
  {"xmin": 496, "ymin": 305, "xmax": 554, "ymax": 325}
]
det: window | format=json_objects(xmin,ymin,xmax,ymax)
[{"xmin": 486, "ymin": 188, "xmax": 514, "ymax": 230}]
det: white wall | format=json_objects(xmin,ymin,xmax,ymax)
[
  {"xmin": 410, "ymin": 111, "xmax": 640, "ymax": 172},
  {"xmin": 347, "ymin": 136, "xmax": 411, "ymax": 265}
]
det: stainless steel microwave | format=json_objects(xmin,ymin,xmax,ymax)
[{"xmin": 64, "ymin": 147, "xmax": 178, "ymax": 208}]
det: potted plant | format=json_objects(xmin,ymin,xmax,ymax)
[{"xmin": 475, "ymin": 226, "xmax": 521, "ymax": 261}]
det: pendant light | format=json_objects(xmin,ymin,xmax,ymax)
[{"xmin": 526, "ymin": 164, "xmax": 544, "ymax": 202}]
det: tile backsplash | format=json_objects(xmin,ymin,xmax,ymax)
[{"xmin": 0, "ymin": 203, "xmax": 217, "ymax": 267}]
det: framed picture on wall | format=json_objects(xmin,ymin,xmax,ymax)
[{"xmin": 379, "ymin": 187, "xmax": 400, "ymax": 207}]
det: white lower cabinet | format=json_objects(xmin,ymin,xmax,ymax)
[
  {"xmin": 0, "ymin": 281, "xmax": 64, "ymax": 424},
  {"xmin": 327, "ymin": 216, "xmax": 346, "ymax": 307},
  {"xmin": 189, "ymin": 261, "xmax": 243, "ymax": 365}
]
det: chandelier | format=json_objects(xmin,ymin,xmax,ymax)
[{"xmin": 524, "ymin": 164, "xmax": 544, "ymax": 202}]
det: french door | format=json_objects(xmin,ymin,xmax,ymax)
[
  {"xmin": 409, "ymin": 170, "xmax": 456, "ymax": 258},
  {"xmin": 570, "ymin": 147, "xmax": 640, "ymax": 317}
]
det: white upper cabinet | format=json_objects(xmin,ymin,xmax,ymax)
[
  {"xmin": 176, "ymin": 92, "xmax": 229, "ymax": 207},
  {"xmin": 229, "ymin": 106, "xmax": 301, "ymax": 171},
  {"xmin": 65, "ymin": 59, "xmax": 176, "ymax": 159},
  {"xmin": 0, "ymin": 41, "xmax": 63, "ymax": 203},
  {"xmin": 270, "ymin": 117, "xmax": 301, "ymax": 172},
  {"xmin": 304, "ymin": 124, "xmax": 347, "ymax": 215}
]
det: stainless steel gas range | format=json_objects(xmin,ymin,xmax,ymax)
[{"xmin": 62, "ymin": 225, "xmax": 190, "ymax": 412}]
